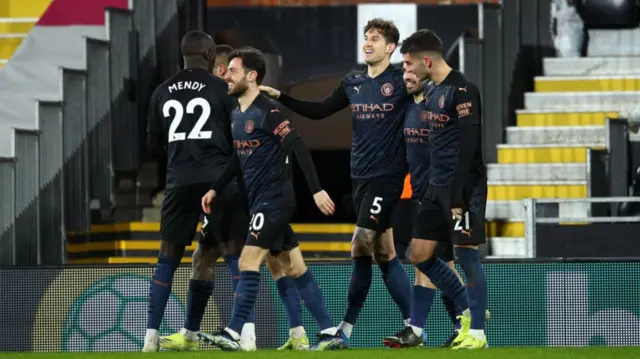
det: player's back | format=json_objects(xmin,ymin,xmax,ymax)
[
  {"xmin": 342, "ymin": 65, "xmax": 409, "ymax": 179},
  {"xmin": 149, "ymin": 68, "xmax": 235, "ymax": 188},
  {"xmin": 230, "ymin": 94, "xmax": 294, "ymax": 211}
]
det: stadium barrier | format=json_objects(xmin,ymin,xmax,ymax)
[
  {"xmin": 65, "ymin": 223, "xmax": 356, "ymax": 263},
  {"xmin": 1, "ymin": 259, "xmax": 639, "ymax": 352},
  {"xmin": 65, "ymin": 221, "xmax": 517, "ymax": 263}
]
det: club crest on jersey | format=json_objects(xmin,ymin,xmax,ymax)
[
  {"xmin": 245, "ymin": 120, "xmax": 254, "ymax": 134},
  {"xmin": 381, "ymin": 83, "xmax": 394, "ymax": 96},
  {"xmin": 439, "ymin": 95, "xmax": 445, "ymax": 108},
  {"xmin": 421, "ymin": 111, "xmax": 429, "ymax": 122}
]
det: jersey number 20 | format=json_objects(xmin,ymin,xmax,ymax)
[{"xmin": 163, "ymin": 97, "xmax": 212, "ymax": 142}]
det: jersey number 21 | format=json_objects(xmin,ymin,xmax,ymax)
[{"xmin": 163, "ymin": 97, "xmax": 212, "ymax": 142}]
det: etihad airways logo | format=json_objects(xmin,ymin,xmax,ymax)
[
  {"xmin": 350, "ymin": 103, "xmax": 395, "ymax": 120},
  {"xmin": 423, "ymin": 111, "xmax": 450, "ymax": 128},
  {"xmin": 404, "ymin": 127, "xmax": 431, "ymax": 143},
  {"xmin": 234, "ymin": 139, "xmax": 260, "ymax": 156}
]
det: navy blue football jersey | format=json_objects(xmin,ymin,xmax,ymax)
[
  {"xmin": 230, "ymin": 94, "xmax": 296, "ymax": 211},
  {"xmin": 278, "ymin": 64, "xmax": 409, "ymax": 180},
  {"xmin": 423, "ymin": 71, "xmax": 485, "ymax": 188},
  {"xmin": 147, "ymin": 68, "xmax": 236, "ymax": 188},
  {"xmin": 343, "ymin": 65, "xmax": 409, "ymax": 179},
  {"xmin": 403, "ymin": 98, "xmax": 430, "ymax": 200}
]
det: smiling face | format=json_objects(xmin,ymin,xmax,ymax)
[
  {"xmin": 362, "ymin": 28, "xmax": 395, "ymax": 65},
  {"xmin": 225, "ymin": 57, "xmax": 252, "ymax": 96},
  {"xmin": 402, "ymin": 51, "xmax": 432, "ymax": 83},
  {"xmin": 403, "ymin": 71, "xmax": 422, "ymax": 95}
]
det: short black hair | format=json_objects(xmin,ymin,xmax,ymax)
[
  {"xmin": 181, "ymin": 30, "xmax": 216, "ymax": 57},
  {"xmin": 400, "ymin": 29, "xmax": 443, "ymax": 55},
  {"xmin": 216, "ymin": 44, "xmax": 233, "ymax": 57},
  {"xmin": 229, "ymin": 46, "xmax": 266, "ymax": 84},
  {"xmin": 364, "ymin": 18, "xmax": 400, "ymax": 45},
  {"xmin": 215, "ymin": 44, "xmax": 234, "ymax": 65}
]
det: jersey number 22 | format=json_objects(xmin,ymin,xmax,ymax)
[{"xmin": 163, "ymin": 97, "xmax": 212, "ymax": 142}]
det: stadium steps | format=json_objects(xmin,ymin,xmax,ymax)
[
  {"xmin": 542, "ymin": 57, "xmax": 640, "ymax": 77},
  {"xmin": 487, "ymin": 56, "xmax": 640, "ymax": 258},
  {"xmin": 524, "ymin": 91, "xmax": 640, "ymax": 112},
  {"xmin": 0, "ymin": 0, "xmax": 51, "ymax": 70},
  {"xmin": 112, "ymin": 161, "xmax": 160, "ymax": 222}
]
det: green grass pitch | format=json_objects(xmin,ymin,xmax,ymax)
[{"xmin": 2, "ymin": 348, "xmax": 640, "ymax": 359}]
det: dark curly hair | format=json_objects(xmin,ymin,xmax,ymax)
[{"xmin": 364, "ymin": 18, "xmax": 400, "ymax": 45}]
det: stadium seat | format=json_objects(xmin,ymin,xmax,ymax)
[{"xmin": 487, "ymin": 53, "xmax": 640, "ymax": 257}]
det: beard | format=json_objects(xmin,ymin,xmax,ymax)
[
  {"xmin": 228, "ymin": 80, "xmax": 248, "ymax": 96},
  {"xmin": 417, "ymin": 63, "xmax": 431, "ymax": 83},
  {"xmin": 407, "ymin": 85, "xmax": 422, "ymax": 96}
]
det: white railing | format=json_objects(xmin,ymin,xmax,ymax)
[{"xmin": 522, "ymin": 197, "xmax": 640, "ymax": 258}]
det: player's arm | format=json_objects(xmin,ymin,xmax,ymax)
[
  {"xmin": 146, "ymin": 90, "xmax": 164, "ymax": 157},
  {"xmin": 203, "ymin": 154, "xmax": 241, "ymax": 214},
  {"xmin": 264, "ymin": 109, "xmax": 335, "ymax": 215},
  {"xmin": 261, "ymin": 81, "xmax": 349, "ymax": 120},
  {"xmin": 450, "ymin": 86, "xmax": 481, "ymax": 208},
  {"xmin": 210, "ymin": 153, "xmax": 241, "ymax": 194}
]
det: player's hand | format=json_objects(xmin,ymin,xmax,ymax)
[
  {"xmin": 451, "ymin": 208, "xmax": 463, "ymax": 220},
  {"xmin": 313, "ymin": 190, "xmax": 335, "ymax": 216},
  {"xmin": 258, "ymin": 85, "xmax": 281, "ymax": 99},
  {"xmin": 202, "ymin": 190, "xmax": 217, "ymax": 215}
]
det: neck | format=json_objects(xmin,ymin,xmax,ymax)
[
  {"xmin": 238, "ymin": 86, "xmax": 260, "ymax": 111},
  {"xmin": 413, "ymin": 91, "xmax": 424, "ymax": 103},
  {"xmin": 183, "ymin": 57, "xmax": 209, "ymax": 71},
  {"xmin": 430, "ymin": 59, "xmax": 452, "ymax": 85},
  {"xmin": 367, "ymin": 57, "xmax": 391, "ymax": 78}
]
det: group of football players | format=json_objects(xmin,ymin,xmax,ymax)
[{"xmin": 142, "ymin": 17, "xmax": 489, "ymax": 352}]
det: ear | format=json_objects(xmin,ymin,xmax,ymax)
[
  {"xmin": 387, "ymin": 43, "xmax": 397, "ymax": 54},
  {"xmin": 423, "ymin": 55, "xmax": 432, "ymax": 68},
  {"xmin": 247, "ymin": 69, "xmax": 258, "ymax": 83},
  {"xmin": 204, "ymin": 49, "xmax": 215, "ymax": 62},
  {"xmin": 216, "ymin": 64, "xmax": 227, "ymax": 76}
]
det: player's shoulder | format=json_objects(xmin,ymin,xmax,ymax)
[
  {"xmin": 342, "ymin": 68, "xmax": 367, "ymax": 85},
  {"xmin": 253, "ymin": 93, "xmax": 283, "ymax": 117},
  {"xmin": 387, "ymin": 64, "xmax": 408, "ymax": 93},
  {"xmin": 448, "ymin": 71, "xmax": 479, "ymax": 95},
  {"xmin": 388, "ymin": 64, "xmax": 404, "ymax": 77},
  {"xmin": 206, "ymin": 74, "xmax": 231, "ymax": 92},
  {"xmin": 254, "ymin": 93, "xmax": 280, "ymax": 110},
  {"xmin": 151, "ymin": 75, "xmax": 176, "ymax": 99}
]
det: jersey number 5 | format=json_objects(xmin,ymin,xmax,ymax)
[
  {"xmin": 370, "ymin": 197, "xmax": 383, "ymax": 215},
  {"xmin": 453, "ymin": 212, "xmax": 470, "ymax": 231},
  {"xmin": 163, "ymin": 97, "xmax": 212, "ymax": 142}
]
